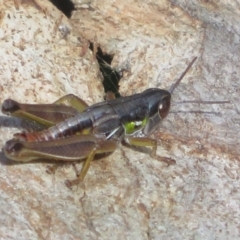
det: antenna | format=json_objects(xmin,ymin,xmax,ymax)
[
  {"xmin": 169, "ymin": 57, "xmax": 197, "ymax": 94},
  {"xmin": 168, "ymin": 57, "xmax": 230, "ymax": 107},
  {"xmin": 173, "ymin": 100, "xmax": 230, "ymax": 105}
]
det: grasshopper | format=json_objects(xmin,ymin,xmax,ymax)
[{"xmin": 2, "ymin": 57, "xmax": 221, "ymax": 188}]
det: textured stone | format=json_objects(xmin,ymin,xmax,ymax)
[{"xmin": 0, "ymin": 0, "xmax": 239, "ymax": 239}]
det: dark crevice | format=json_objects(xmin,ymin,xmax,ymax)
[
  {"xmin": 89, "ymin": 43, "xmax": 121, "ymax": 98},
  {"xmin": 49, "ymin": 0, "xmax": 75, "ymax": 18}
]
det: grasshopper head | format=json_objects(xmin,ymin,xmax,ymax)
[
  {"xmin": 158, "ymin": 92, "xmax": 171, "ymax": 119},
  {"xmin": 144, "ymin": 88, "xmax": 171, "ymax": 119},
  {"xmin": 141, "ymin": 89, "xmax": 171, "ymax": 136}
]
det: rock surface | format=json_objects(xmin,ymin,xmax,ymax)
[{"xmin": 0, "ymin": 0, "xmax": 239, "ymax": 239}]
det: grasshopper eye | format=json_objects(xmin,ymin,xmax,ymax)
[{"xmin": 158, "ymin": 96, "xmax": 170, "ymax": 119}]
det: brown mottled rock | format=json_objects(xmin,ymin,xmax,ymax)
[{"xmin": 0, "ymin": 0, "xmax": 239, "ymax": 239}]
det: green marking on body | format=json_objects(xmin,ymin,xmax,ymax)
[{"xmin": 124, "ymin": 117, "xmax": 148, "ymax": 134}]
